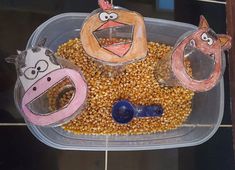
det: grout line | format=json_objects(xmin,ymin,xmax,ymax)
[
  {"xmin": 197, "ymin": 0, "xmax": 226, "ymax": 5},
  {"xmin": 0, "ymin": 123, "xmax": 232, "ymax": 128},
  {"xmin": 0, "ymin": 123, "xmax": 27, "ymax": 126},
  {"xmin": 105, "ymin": 136, "xmax": 108, "ymax": 170},
  {"xmin": 105, "ymin": 150, "xmax": 108, "ymax": 170}
]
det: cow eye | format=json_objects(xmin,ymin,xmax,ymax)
[
  {"xmin": 36, "ymin": 60, "xmax": 48, "ymax": 72},
  {"xmin": 24, "ymin": 67, "xmax": 37, "ymax": 80}
]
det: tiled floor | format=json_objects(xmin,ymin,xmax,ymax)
[
  {"xmin": 0, "ymin": 1, "xmax": 234, "ymax": 170},
  {"xmin": 0, "ymin": 126, "xmax": 234, "ymax": 170}
]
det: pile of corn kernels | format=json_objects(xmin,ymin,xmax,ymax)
[{"xmin": 50, "ymin": 38, "xmax": 194, "ymax": 135}]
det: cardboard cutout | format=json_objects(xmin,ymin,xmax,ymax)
[
  {"xmin": 81, "ymin": 0, "xmax": 147, "ymax": 64},
  {"xmin": 6, "ymin": 47, "xmax": 87, "ymax": 126}
]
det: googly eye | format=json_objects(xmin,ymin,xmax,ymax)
[
  {"xmin": 99, "ymin": 12, "xmax": 109, "ymax": 21},
  {"xmin": 201, "ymin": 33, "xmax": 208, "ymax": 41},
  {"xmin": 36, "ymin": 60, "xmax": 48, "ymax": 72},
  {"xmin": 109, "ymin": 13, "xmax": 118, "ymax": 20},
  {"xmin": 207, "ymin": 38, "xmax": 214, "ymax": 46},
  {"xmin": 24, "ymin": 68, "xmax": 37, "ymax": 80}
]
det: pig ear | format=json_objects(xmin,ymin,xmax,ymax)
[
  {"xmin": 218, "ymin": 34, "xmax": 232, "ymax": 50},
  {"xmin": 199, "ymin": 15, "xmax": 209, "ymax": 29}
]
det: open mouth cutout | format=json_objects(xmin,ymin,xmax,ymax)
[
  {"xmin": 93, "ymin": 21, "xmax": 134, "ymax": 57},
  {"xmin": 184, "ymin": 45, "xmax": 215, "ymax": 81},
  {"xmin": 26, "ymin": 78, "xmax": 76, "ymax": 115}
]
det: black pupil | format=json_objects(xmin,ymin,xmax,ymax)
[
  {"xmin": 31, "ymin": 70, "xmax": 36, "ymax": 74},
  {"xmin": 110, "ymin": 16, "xmax": 113, "ymax": 18},
  {"xmin": 105, "ymin": 16, "xmax": 108, "ymax": 19},
  {"xmin": 37, "ymin": 67, "xmax": 41, "ymax": 71}
]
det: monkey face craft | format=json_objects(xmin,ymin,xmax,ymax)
[{"xmin": 80, "ymin": 0, "xmax": 147, "ymax": 65}]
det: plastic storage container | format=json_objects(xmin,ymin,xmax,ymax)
[{"xmin": 26, "ymin": 13, "xmax": 224, "ymax": 150}]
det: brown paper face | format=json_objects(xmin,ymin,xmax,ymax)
[{"xmin": 80, "ymin": 9, "xmax": 147, "ymax": 64}]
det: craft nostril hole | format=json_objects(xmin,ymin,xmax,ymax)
[
  {"xmin": 33, "ymin": 87, "xmax": 37, "ymax": 91},
  {"xmin": 47, "ymin": 77, "xmax": 51, "ymax": 82}
]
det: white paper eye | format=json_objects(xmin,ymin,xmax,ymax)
[
  {"xmin": 24, "ymin": 67, "xmax": 37, "ymax": 80},
  {"xmin": 201, "ymin": 33, "xmax": 208, "ymax": 41},
  {"xmin": 24, "ymin": 60, "xmax": 48, "ymax": 80},
  {"xmin": 36, "ymin": 60, "xmax": 48, "ymax": 72},
  {"xmin": 109, "ymin": 13, "xmax": 118, "ymax": 20},
  {"xmin": 99, "ymin": 12, "xmax": 109, "ymax": 21},
  {"xmin": 207, "ymin": 38, "xmax": 214, "ymax": 46}
]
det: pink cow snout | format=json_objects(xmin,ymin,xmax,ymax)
[{"xmin": 21, "ymin": 68, "xmax": 87, "ymax": 126}]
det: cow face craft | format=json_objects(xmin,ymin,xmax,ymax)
[{"xmin": 6, "ymin": 46, "xmax": 87, "ymax": 126}]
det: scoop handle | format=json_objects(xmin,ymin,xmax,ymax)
[{"xmin": 134, "ymin": 105, "xmax": 163, "ymax": 117}]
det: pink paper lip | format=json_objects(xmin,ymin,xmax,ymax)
[
  {"xmin": 103, "ymin": 43, "xmax": 132, "ymax": 57},
  {"xmin": 21, "ymin": 68, "xmax": 87, "ymax": 126},
  {"xmin": 98, "ymin": 20, "xmax": 125, "ymax": 30},
  {"xmin": 94, "ymin": 21, "xmax": 133, "ymax": 57}
]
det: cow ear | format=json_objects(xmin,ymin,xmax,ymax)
[
  {"xmin": 37, "ymin": 38, "xmax": 47, "ymax": 47},
  {"xmin": 218, "ymin": 34, "xmax": 232, "ymax": 50},
  {"xmin": 199, "ymin": 15, "xmax": 209, "ymax": 29},
  {"xmin": 17, "ymin": 50, "xmax": 22, "ymax": 55}
]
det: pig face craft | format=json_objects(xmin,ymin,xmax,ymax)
[{"xmin": 171, "ymin": 16, "xmax": 232, "ymax": 92}]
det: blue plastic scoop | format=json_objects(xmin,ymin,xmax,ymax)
[{"xmin": 112, "ymin": 100, "xmax": 163, "ymax": 124}]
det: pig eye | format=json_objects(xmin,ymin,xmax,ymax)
[
  {"xmin": 99, "ymin": 12, "xmax": 109, "ymax": 21},
  {"xmin": 109, "ymin": 13, "xmax": 118, "ymax": 20},
  {"xmin": 207, "ymin": 38, "xmax": 214, "ymax": 46},
  {"xmin": 201, "ymin": 33, "xmax": 208, "ymax": 41}
]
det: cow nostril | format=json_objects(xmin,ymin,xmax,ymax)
[
  {"xmin": 47, "ymin": 77, "xmax": 51, "ymax": 82},
  {"xmin": 33, "ymin": 87, "xmax": 37, "ymax": 91}
]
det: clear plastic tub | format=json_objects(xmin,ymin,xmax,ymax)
[{"xmin": 26, "ymin": 13, "xmax": 224, "ymax": 150}]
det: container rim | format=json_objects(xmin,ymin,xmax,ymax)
[
  {"xmin": 28, "ymin": 12, "xmax": 198, "ymax": 49},
  {"xmin": 28, "ymin": 80, "xmax": 224, "ymax": 151}
]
